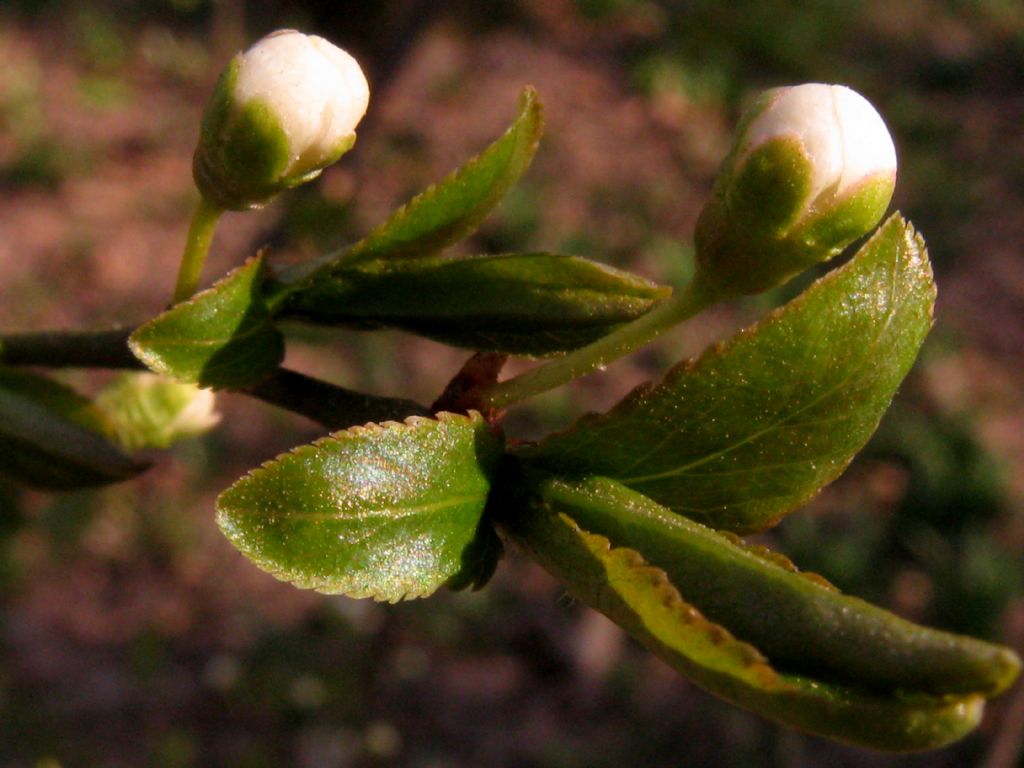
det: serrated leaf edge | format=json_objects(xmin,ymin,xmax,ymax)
[
  {"xmin": 342, "ymin": 87, "xmax": 543, "ymax": 266},
  {"xmin": 129, "ymin": 254, "xmax": 283, "ymax": 388},
  {"xmin": 519, "ymin": 506, "xmax": 987, "ymax": 750},
  {"xmin": 225, "ymin": 410, "xmax": 489, "ymax": 481},
  {"xmin": 520, "ymin": 214, "xmax": 934, "ymax": 531},
  {"xmin": 216, "ymin": 410, "xmax": 494, "ymax": 601},
  {"xmin": 272, "ymin": 87, "xmax": 545, "ymax": 302},
  {"xmin": 299, "ymin": 250, "xmax": 669, "ymax": 297},
  {"xmin": 129, "ymin": 254, "xmax": 267, "ymax": 362},
  {"xmin": 558, "ymin": 511, "xmax": 782, "ymax": 684}
]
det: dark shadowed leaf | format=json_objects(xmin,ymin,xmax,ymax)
[
  {"xmin": 217, "ymin": 412, "xmax": 503, "ymax": 601},
  {"xmin": 281, "ymin": 252, "xmax": 670, "ymax": 355},
  {"xmin": 0, "ymin": 368, "xmax": 146, "ymax": 490},
  {"xmin": 129, "ymin": 255, "xmax": 283, "ymax": 389},
  {"xmin": 521, "ymin": 215, "xmax": 934, "ymax": 533}
]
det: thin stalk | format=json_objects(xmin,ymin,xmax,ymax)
[
  {"xmin": 247, "ymin": 369, "xmax": 430, "ymax": 430},
  {"xmin": 0, "ymin": 328, "xmax": 428, "ymax": 430},
  {"xmin": 481, "ymin": 280, "xmax": 718, "ymax": 409},
  {"xmin": 0, "ymin": 328, "xmax": 140, "ymax": 369},
  {"xmin": 173, "ymin": 196, "xmax": 223, "ymax": 304}
]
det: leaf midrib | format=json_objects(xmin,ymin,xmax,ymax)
[
  {"xmin": 618, "ymin": 248, "xmax": 908, "ymax": 485},
  {"xmin": 250, "ymin": 493, "xmax": 485, "ymax": 523}
]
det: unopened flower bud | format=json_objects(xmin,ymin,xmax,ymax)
[
  {"xmin": 695, "ymin": 83, "xmax": 897, "ymax": 296},
  {"xmin": 193, "ymin": 29, "xmax": 370, "ymax": 210},
  {"xmin": 98, "ymin": 374, "xmax": 220, "ymax": 451}
]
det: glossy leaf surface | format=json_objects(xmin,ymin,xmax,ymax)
[
  {"xmin": 130, "ymin": 255, "xmax": 284, "ymax": 389},
  {"xmin": 0, "ymin": 368, "xmax": 145, "ymax": 490},
  {"xmin": 522, "ymin": 215, "xmax": 934, "ymax": 532},
  {"xmin": 504, "ymin": 490, "xmax": 988, "ymax": 752},
  {"xmin": 281, "ymin": 252, "xmax": 669, "ymax": 355},
  {"xmin": 217, "ymin": 412, "xmax": 503, "ymax": 601},
  {"xmin": 528, "ymin": 474, "xmax": 1019, "ymax": 696}
]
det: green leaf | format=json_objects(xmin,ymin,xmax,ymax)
[
  {"xmin": 346, "ymin": 86, "xmax": 541, "ymax": 264},
  {"xmin": 521, "ymin": 215, "xmax": 935, "ymax": 533},
  {"xmin": 216, "ymin": 412, "xmax": 503, "ymax": 601},
  {"xmin": 0, "ymin": 368, "xmax": 146, "ymax": 490},
  {"xmin": 526, "ymin": 474, "xmax": 1020, "ymax": 697},
  {"xmin": 0, "ymin": 367, "xmax": 111, "ymax": 436},
  {"xmin": 270, "ymin": 87, "xmax": 544, "ymax": 297},
  {"xmin": 129, "ymin": 255, "xmax": 284, "ymax": 389},
  {"xmin": 503, "ymin": 488, "xmax": 989, "ymax": 752},
  {"xmin": 281, "ymin": 252, "xmax": 670, "ymax": 355}
]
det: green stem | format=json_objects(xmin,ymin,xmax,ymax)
[
  {"xmin": 0, "ymin": 328, "xmax": 429, "ymax": 430},
  {"xmin": 481, "ymin": 279, "xmax": 719, "ymax": 409},
  {"xmin": 173, "ymin": 196, "xmax": 223, "ymax": 304},
  {"xmin": 0, "ymin": 328, "xmax": 141, "ymax": 369},
  {"xmin": 247, "ymin": 369, "xmax": 430, "ymax": 430}
]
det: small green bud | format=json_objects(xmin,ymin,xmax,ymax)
[
  {"xmin": 193, "ymin": 29, "xmax": 370, "ymax": 210},
  {"xmin": 97, "ymin": 373, "xmax": 220, "ymax": 451},
  {"xmin": 695, "ymin": 83, "xmax": 897, "ymax": 296}
]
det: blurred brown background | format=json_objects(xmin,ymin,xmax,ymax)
[{"xmin": 2, "ymin": 1, "xmax": 1024, "ymax": 766}]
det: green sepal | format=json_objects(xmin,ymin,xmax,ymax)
[
  {"xmin": 527, "ymin": 474, "xmax": 1020, "ymax": 696},
  {"xmin": 799, "ymin": 173, "xmax": 896, "ymax": 253},
  {"xmin": 695, "ymin": 136, "xmax": 895, "ymax": 296},
  {"xmin": 281, "ymin": 252, "xmax": 670, "ymax": 355},
  {"xmin": 0, "ymin": 368, "xmax": 147, "ymax": 490},
  {"xmin": 216, "ymin": 412, "xmax": 504, "ymax": 601},
  {"xmin": 193, "ymin": 58, "xmax": 281, "ymax": 210},
  {"xmin": 341, "ymin": 86, "xmax": 541, "ymax": 265},
  {"xmin": 129, "ymin": 254, "xmax": 284, "ymax": 390},
  {"xmin": 522, "ymin": 215, "xmax": 934, "ymax": 533},
  {"xmin": 270, "ymin": 87, "xmax": 544, "ymax": 300},
  {"xmin": 726, "ymin": 136, "xmax": 812, "ymax": 238},
  {"xmin": 503, "ymin": 489, "xmax": 989, "ymax": 752},
  {"xmin": 192, "ymin": 57, "xmax": 350, "ymax": 211}
]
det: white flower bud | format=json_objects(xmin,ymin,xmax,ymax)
[
  {"xmin": 193, "ymin": 29, "xmax": 370, "ymax": 210},
  {"xmin": 695, "ymin": 83, "xmax": 897, "ymax": 296},
  {"xmin": 738, "ymin": 84, "xmax": 896, "ymax": 221},
  {"xmin": 98, "ymin": 374, "xmax": 220, "ymax": 450},
  {"xmin": 167, "ymin": 384, "xmax": 220, "ymax": 442}
]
